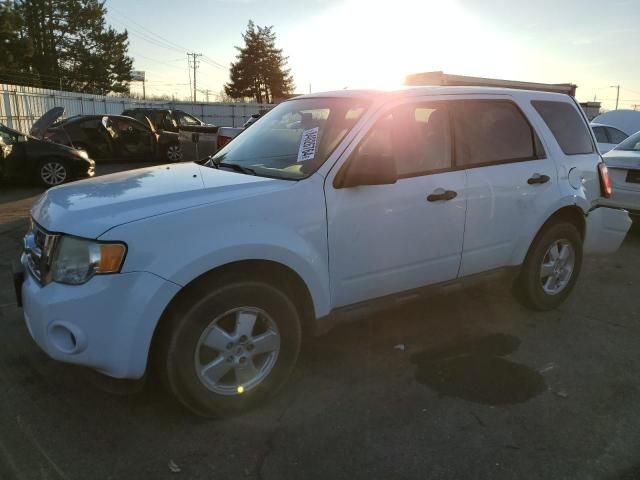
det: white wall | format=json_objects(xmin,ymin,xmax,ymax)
[{"xmin": 0, "ymin": 83, "xmax": 269, "ymax": 133}]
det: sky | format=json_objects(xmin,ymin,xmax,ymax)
[{"xmin": 106, "ymin": 0, "xmax": 640, "ymax": 111}]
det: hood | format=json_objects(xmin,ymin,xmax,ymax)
[
  {"xmin": 30, "ymin": 107, "xmax": 65, "ymax": 139},
  {"xmin": 31, "ymin": 162, "xmax": 289, "ymax": 238},
  {"xmin": 603, "ymin": 149, "xmax": 640, "ymax": 169}
]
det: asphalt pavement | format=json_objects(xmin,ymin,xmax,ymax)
[{"xmin": 1, "ymin": 163, "xmax": 640, "ymax": 479}]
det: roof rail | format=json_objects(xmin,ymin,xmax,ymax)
[{"xmin": 405, "ymin": 71, "xmax": 577, "ymax": 97}]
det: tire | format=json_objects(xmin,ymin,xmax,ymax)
[
  {"xmin": 37, "ymin": 159, "xmax": 68, "ymax": 187},
  {"xmin": 159, "ymin": 280, "xmax": 302, "ymax": 417},
  {"xmin": 515, "ymin": 222, "xmax": 583, "ymax": 311},
  {"xmin": 164, "ymin": 143, "xmax": 182, "ymax": 163}
]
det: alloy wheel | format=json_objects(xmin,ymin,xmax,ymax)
[
  {"xmin": 540, "ymin": 239, "xmax": 575, "ymax": 295},
  {"xmin": 167, "ymin": 145, "xmax": 182, "ymax": 162},
  {"xmin": 40, "ymin": 161, "xmax": 67, "ymax": 186},
  {"xmin": 194, "ymin": 307, "xmax": 281, "ymax": 396}
]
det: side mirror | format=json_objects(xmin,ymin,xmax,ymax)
[{"xmin": 334, "ymin": 152, "xmax": 397, "ymax": 188}]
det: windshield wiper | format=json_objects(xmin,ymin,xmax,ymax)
[{"xmin": 215, "ymin": 161, "xmax": 256, "ymax": 175}]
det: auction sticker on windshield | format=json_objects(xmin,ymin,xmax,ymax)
[{"xmin": 297, "ymin": 127, "xmax": 319, "ymax": 162}]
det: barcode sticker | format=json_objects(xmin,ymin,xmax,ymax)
[{"xmin": 297, "ymin": 127, "xmax": 319, "ymax": 162}]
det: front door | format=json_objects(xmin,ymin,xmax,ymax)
[{"xmin": 325, "ymin": 100, "xmax": 467, "ymax": 308}]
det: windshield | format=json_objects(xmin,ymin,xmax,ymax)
[
  {"xmin": 211, "ymin": 97, "xmax": 369, "ymax": 179},
  {"xmin": 614, "ymin": 131, "xmax": 640, "ymax": 151}
]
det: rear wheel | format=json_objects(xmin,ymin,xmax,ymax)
[
  {"xmin": 159, "ymin": 280, "xmax": 301, "ymax": 417},
  {"xmin": 37, "ymin": 159, "xmax": 68, "ymax": 187},
  {"xmin": 515, "ymin": 222, "xmax": 583, "ymax": 310},
  {"xmin": 164, "ymin": 143, "xmax": 182, "ymax": 162}
]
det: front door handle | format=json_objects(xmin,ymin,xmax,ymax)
[
  {"xmin": 527, "ymin": 173, "xmax": 550, "ymax": 185},
  {"xmin": 427, "ymin": 189, "xmax": 457, "ymax": 202}
]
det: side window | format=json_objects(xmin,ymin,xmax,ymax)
[
  {"xmin": 354, "ymin": 102, "xmax": 452, "ymax": 177},
  {"xmin": 452, "ymin": 100, "xmax": 538, "ymax": 167},
  {"xmin": 606, "ymin": 127, "xmax": 628, "ymax": 144},
  {"xmin": 593, "ymin": 126, "xmax": 608, "ymax": 143},
  {"xmin": 531, "ymin": 100, "xmax": 593, "ymax": 155},
  {"xmin": 176, "ymin": 112, "xmax": 201, "ymax": 127}
]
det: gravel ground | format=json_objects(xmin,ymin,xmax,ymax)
[{"xmin": 1, "ymin": 164, "xmax": 639, "ymax": 480}]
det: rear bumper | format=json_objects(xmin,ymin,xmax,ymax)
[{"xmin": 583, "ymin": 206, "xmax": 632, "ymax": 256}]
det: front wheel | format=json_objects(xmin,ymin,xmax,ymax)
[
  {"xmin": 159, "ymin": 280, "xmax": 302, "ymax": 417},
  {"xmin": 37, "ymin": 159, "xmax": 68, "ymax": 187},
  {"xmin": 515, "ymin": 222, "xmax": 583, "ymax": 311}
]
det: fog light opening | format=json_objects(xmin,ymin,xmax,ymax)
[{"xmin": 50, "ymin": 324, "xmax": 78, "ymax": 354}]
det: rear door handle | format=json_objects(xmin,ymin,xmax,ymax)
[
  {"xmin": 427, "ymin": 189, "xmax": 457, "ymax": 202},
  {"xmin": 527, "ymin": 174, "xmax": 550, "ymax": 185}
]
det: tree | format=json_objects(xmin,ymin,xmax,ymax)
[
  {"xmin": 0, "ymin": 0, "xmax": 132, "ymax": 94},
  {"xmin": 225, "ymin": 20, "xmax": 294, "ymax": 103},
  {"xmin": 0, "ymin": 0, "xmax": 33, "ymax": 82}
]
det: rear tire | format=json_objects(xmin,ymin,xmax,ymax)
[
  {"xmin": 159, "ymin": 279, "xmax": 301, "ymax": 417},
  {"xmin": 37, "ymin": 159, "xmax": 68, "ymax": 187},
  {"xmin": 515, "ymin": 222, "xmax": 583, "ymax": 311},
  {"xmin": 164, "ymin": 143, "xmax": 182, "ymax": 163}
]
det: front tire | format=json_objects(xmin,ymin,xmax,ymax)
[
  {"xmin": 159, "ymin": 280, "xmax": 302, "ymax": 417},
  {"xmin": 515, "ymin": 222, "xmax": 583, "ymax": 311},
  {"xmin": 37, "ymin": 159, "xmax": 68, "ymax": 187}
]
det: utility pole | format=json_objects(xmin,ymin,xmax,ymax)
[
  {"xmin": 610, "ymin": 85, "xmax": 620, "ymax": 110},
  {"xmin": 187, "ymin": 53, "xmax": 202, "ymax": 102}
]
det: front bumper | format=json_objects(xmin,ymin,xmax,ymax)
[
  {"xmin": 583, "ymin": 206, "xmax": 632, "ymax": 256},
  {"xmin": 71, "ymin": 159, "xmax": 95, "ymax": 180},
  {"xmin": 20, "ymin": 267, "xmax": 180, "ymax": 379}
]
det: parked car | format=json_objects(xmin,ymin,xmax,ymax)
[
  {"xmin": 215, "ymin": 113, "xmax": 264, "ymax": 150},
  {"xmin": 591, "ymin": 122, "xmax": 629, "ymax": 154},
  {"xmin": 42, "ymin": 108, "xmax": 182, "ymax": 163},
  {"xmin": 14, "ymin": 87, "xmax": 631, "ymax": 417},
  {"xmin": 122, "ymin": 108, "xmax": 218, "ymax": 134},
  {"xmin": 0, "ymin": 114, "xmax": 94, "ymax": 186},
  {"xmin": 122, "ymin": 108, "xmax": 220, "ymax": 161},
  {"xmin": 602, "ymin": 130, "xmax": 640, "ymax": 217}
]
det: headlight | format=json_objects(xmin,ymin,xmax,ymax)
[
  {"xmin": 50, "ymin": 236, "xmax": 126, "ymax": 285},
  {"xmin": 77, "ymin": 149, "xmax": 89, "ymax": 160}
]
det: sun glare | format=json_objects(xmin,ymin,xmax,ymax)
[{"xmin": 285, "ymin": 0, "xmax": 521, "ymax": 92}]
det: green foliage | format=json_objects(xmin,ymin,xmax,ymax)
[
  {"xmin": 0, "ymin": 0, "xmax": 132, "ymax": 94},
  {"xmin": 225, "ymin": 20, "xmax": 294, "ymax": 103}
]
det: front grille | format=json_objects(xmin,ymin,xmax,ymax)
[{"xmin": 23, "ymin": 220, "xmax": 58, "ymax": 284}]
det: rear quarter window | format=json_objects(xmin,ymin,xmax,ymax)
[{"xmin": 531, "ymin": 100, "xmax": 594, "ymax": 155}]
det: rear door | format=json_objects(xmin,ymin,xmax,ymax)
[
  {"xmin": 107, "ymin": 117, "xmax": 157, "ymax": 161},
  {"xmin": 452, "ymin": 97, "xmax": 559, "ymax": 276}
]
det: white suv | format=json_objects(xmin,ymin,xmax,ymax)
[{"xmin": 14, "ymin": 87, "xmax": 631, "ymax": 416}]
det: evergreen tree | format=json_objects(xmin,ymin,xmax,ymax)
[
  {"xmin": 0, "ymin": 0, "xmax": 132, "ymax": 94},
  {"xmin": 225, "ymin": 20, "xmax": 294, "ymax": 103}
]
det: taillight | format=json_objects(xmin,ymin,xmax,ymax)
[
  {"xmin": 598, "ymin": 162, "xmax": 612, "ymax": 198},
  {"xmin": 217, "ymin": 135, "xmax": 232, "ymax": 150}
]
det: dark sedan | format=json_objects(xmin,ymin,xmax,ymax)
[
  {"xmin": 44, "ymin": 109, "xmax": 182, "ymax": 163},
  {"xmin": 0, "ymin": 122, "xmax": 95, "ymax": 187}
]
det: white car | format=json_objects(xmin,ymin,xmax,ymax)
[
  {"xmin": 14, "ymin": 87, "xmax": 632, "ymax": 416},
  {"xmin": 591, "ymin": 122, "xmax": 629, "ymax": 154},
  {"xmin": 602, "ymin": 130, "xmax": 640, "ymax": 217}
]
